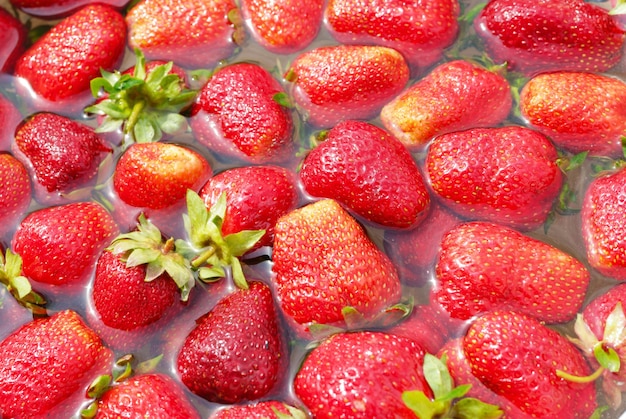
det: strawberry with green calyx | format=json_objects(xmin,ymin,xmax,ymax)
[
  {"xmin": 86, "ymin": 49, "xmax": 198, "ymax": 145},
  {"xmin": 0, "ymin": 248, "xmax": 46, "ymax": 317},
  {"xmin": 210, "ymin": 401, "xmax": 308, "ymax": 418},
  {"xmin": 175, "ymin": 190, "xmax": 265, "ymax": 289}
]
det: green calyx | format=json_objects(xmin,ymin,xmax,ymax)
[
  {"xmin": 0, "ymin": 249, "xmax": 46, "ymax": 316},
  {"xmin": 107, "ymin": 214, "xmax": 195, "ymax": 302},
  {"xmin": 175, "ymin": 190, "xmax": 265, "ymax": 290},
  {"xmin": 403, "ymin": 354, "xmax": 503, "ymax": 419},
  {"xmin": 85, "ymin": 48, "xmax": 197, "ymax": 145}
]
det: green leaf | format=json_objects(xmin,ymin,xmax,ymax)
[
  {"xmin": 273, "ymin": 92, "xmax": 294, "ymax": 108},
  {"xmin": 423, "ymin": 353, "xmax": 455, "ymax": 400},
  {"xmin": 402, "ymin": 390, "xmax": 441, "ymax": 419},
  {"xmin": 198, "ymin": 266, "xmax": 226, "ymax": 282},
  {"xmin": 133, "ymin": 116, "xmax": 157, "ymax": 143},
  {"xmin": 451, "ymin": 397, "xmax": 504, "ymax": 419},
  {"xmin": 224, "ymin": 229, "xmax": 266, "ymax": 257},
  {"xmin": 133, "ymin": 48, "xmax": 147, "ymax": 80},
  {"xmin": 89, "ymin": 77, "xmax": 114, "ymax": 98},
  {"xmin": 156, "ymin": 112, "xmax": 187, "ymax": 135},
  {"xmin": 594, "ymin": 343, "xmax": 621, "ymax": 373},
  {"xmin": 10, "ymin": 275, "xmax": 32, "ymax": 299},
  {"xmin": 230, "ymin": 258, "xmax": 248, "ymax": 289},
  {"xmin": 136, "ymin": 354, "xmax": 163, "ymax": 374},
  {"xmin": 603, "ymin": 302, "xmax": 626, "ymax": 349},
  {"xmin": 126, "ymin": 248, "xmax": 162, "ymax": 267}
]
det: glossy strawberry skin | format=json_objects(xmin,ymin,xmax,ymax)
[
  {"xmin": 96, "ymin": 373, "xmax": 201, "ymax": 419},
  {"xmin": 380, "ymin": 60, "xmax": 512, "ymax": 150},
  {"xmin": 210, "ymin": 401, "xmax": 304, "ymax": 418},
  {"xmin": 581, "ymin": 167, "xmax": 626, "ymax": 280},
  {"xmin": 199, "ymin": 165, "xmax": 299, "ymax": 249},
  {"xmin": 0, "ymin": 310, "xmax": 113, "ymax": 418},
  {"xmin": 241, "ymin": 0, "xmax": 323, "ymax": 53},
  {"xmin": 300, "ymin": 120, "xmax": 430, "ymax": 230},
  {"xmin": 294, "ymin": 331, "xmax": 431, "ymax": 418},
  {"xmin": 13, "ymin": 112, "xmax": 113, "ymax": 205},
  {"xmin": 190, "ymin": 62, "xmax": 293, "ymax": 163},
  {"xmin": 325, "ymin": 0, "xmax": 459, "ymax": 71},
  {"xmin": 388, "ymin": 303, "xmax": 451, "ymax": 355},
  {"xmin": 0, "ymin": 153, "xmax": 31, "ymax": 238},
  {"xmin": 126, "ymin": 0, "xmax": 242, "ymax": 68},
  {"xmin": 426, "ymin": 126, "xmax": 562, "ymax": 230},
  {"xmin": 0, "ymin": 7, "xmax": 26, "ymax": 73},
  {"xmin": 0, "ymin": 93, "xmax": 22, "ymax": 151},
  {"xmin": 521, "ymin": 71, "xmax": 626, "ymax": 157},
  {"xmin": 177, "ymin": 281, "xmax": 287, "ymax": 404},
  {"xmin": 271, "ymin": 199, "xmax": 402, "ymax": 334},
  {"xmin": 12, "ymin": 201, "xmax": 120, "ymax": 287},
  {"xmin": 9, "ymin": 0, "xmax": 129, "ymax": 18},
  {"xmin": 433, "ymin": 222, "xmax": 590, "ymax": 324},
  {"xmin": 14, "ymin": 4, "xmax": 126, "ymax": 111},
  {"xmin": 287, "ymin": 45, "xmax": 409, "ymax": 128},
  {"xmin": 475, "ymin": 0, "xmax": 625, "ymax": 76}
]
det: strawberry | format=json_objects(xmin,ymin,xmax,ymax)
[
  {"xmin": 9, "ymin": 0, "xmax": 129, "ymax": 18},
  {"xmin": 520, "ymin": 71, "xmax": 626, "ymax": 157},
  {"xmin": 285, "ymin": 44, "xmax": 409, "ymax": 128},
  {"xmin": 126, "ymin": 0, "xmax": 244, "ymax": 69},
  {"xmin": 210, "ymin": 401, "xmax": 307, "ymax": 418},
  {"xmin": 0, "ymin": 153, "xmax": 31, "ymax": 239},
  {"xmin": 13, "ymin": 112, "xmax": 113, "ymax": 205},
  {"xmin": 199, "ymin": 165, "xmax": 299, "ymax": 250},
  {"xmin": 581, "ymin": 167, "xmax": 626, "ymax": 280},
  {"xmin": 190, "ymin": 62, "xmax": 294, "ymax": 163},
  {"xmin": 387, "ymin": 303, "xmax": 451, "ymax": 355},
  {"xmin": 425, "ymin": 125, "xmax": 563, "ymax": 230},
  {"xmin": 176, "ymin": 281, "xmax": 287, "ymax": 403},
  {"xmin": 240, "ymin": 0, "xmax": 323, "ymax": 53},
  {"xmin": 443, "ymin": 310, "xmax": 597, "ymax": 418},
  {"xmin": 271, "ymin": 198, "xmax": 402, "ymax": 336},
  {"xmin": 300, "ymin": 120, "xmax": 430, "ymax": 230},
  {"xmin": 0, "ymin": 92, "xmax": 22, "ymax": 151},
  {"xmin": 475, "ymin": 0, "xmax": 625, "ymax": 76},
  {"xmin": 0, "ymin": 7, "xmax": 26, "ymax": 73},
  {"xmin": 12, "ymin": 201, "xmax": 120, "ymax": 288},
  {"xmin": 14, "ymin": 4, "xmax": 126, "ymax": 114},
  {"xmin": 0, "ymin": 310, "xmax": 113, "ymax": 418},
  {"xmin": 324, "ymin": 0, "xmax": 459, "ymax": 71},
  {"xmin": 380, "ymin": 60, "xmax": 512, "ymax": 150}
]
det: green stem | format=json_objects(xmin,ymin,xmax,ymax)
[
  {"xmin": 192, "ymin": 246, "xmax": 217, "ymax": 269},
  {"xmin": 557, "ymin": 366, "xmax": 605, "ymax": 383},
  {"xmin": 125, "ymin": 100, "xmax": 145, "ymax": 135}
]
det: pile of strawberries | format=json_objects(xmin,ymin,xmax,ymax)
[{"xmin": 2, "ymin": 0, "xmax": 626, "ymax": 417}]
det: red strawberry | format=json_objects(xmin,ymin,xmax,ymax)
[
  {"xmin": 93, "ymin": 373, "xmax": 201, "ymax": 418},
  {"xmin": 0, "ymin": 7, "xmax": 26, "ymax": 73},
  {"xmin": 300, "ymin": 120, "xmax": 430, "ymax": 229},
  {"xmin": 443, "ymin": 310, "xmax": 597, "ymax": 418},
  {"xmin": 387, "ymin": 303, "xmax": 451, "ymax": 355},
  {"xmin": 13, "ymin": 112, "xmax": 113, "ymax": 205},
  {"xmin": 271, "ymin": 199, "xmax": 402, "ymax": 336},
  {"xmin": 199, "ymin": 165, "xmax": 299, "ymax": 250},
  {"xmin": 433, "ymin": 222, "xmax": 590, "ymax": 324},
  {"xmin": 14, "ymin": 4, "xmax": 126, "ymax": 114},
  {"xmin": 475, "ymin": 0, "xmax": 625, "ymax": 76},
  {"xmin": 324, "ymin": 0, "xmax": 459, "ymax": 71},
  {"xmin": 286, "ymin": 44, "xmax": 409, "ymax": 128},
  {"xmin": 9, "ymin": 0, "xmax": 129, "ymax": 18},
  {"xmin": 581, "ymin": 167, "xmax": 626, "ymax": 280},
  {"xmin": 12, "ymin": 201, "xmax": 120, "ymax": 288},
  {"xmin": 126, "ymin": 0, "xmax": 244, "ymax": 69},
  {"xmin": 176, "ymin": 281, "xmax": 287, "ymax": 403},
  {"xmin": 520, "ymin": 71, "xmax": 626, "ymax": 157},
  {"xmin": 0, "ymin": 310, "xmax": 113, "ymax": 418},
  {"xmin": 380, "ymin": 60, "xmax": 512, "ymax": 150},
  {"xmin": 190, "ymin": 62, "xmax": 294, "ymax": 163},
  {"xmin": 425, "ymin": 126, "xmax": 563, "ymax": 230},
  {"xmin": 240, "ymin": 0, "xmax": 323, "ymax": 53},
  {"xmin": 210, "ymin": 401, "xmax": 307, "ymax": 418},
  {"xmin": 0, "ymin": 92, "xmax": 22, "ymax": 151},
  {"xmin": 0, "ymin": 153, "xmax": 31, "ymax": 238}
]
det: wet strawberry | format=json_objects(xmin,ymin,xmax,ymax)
[
  {"xmin": 210, "ymin": 401, "xmax": 307, "ymax": 418},
  {"xmin": 0, "ymin": 92, "xmax": 22, "ymax": 151},
  {"xmin": 475, "ymin": 0, "xmax": 625, "ymax": 76},
  {"xmin": 380, "ymin": 60, "xmax": 512, "ymax": 150},
  {"xmin": 388, "ymin": 303, "xmax": 451, "ymax": 355},
  {"xmin": 9, "ymin": 0, "xmax": 129, "ymax": 18},
  {"xmin": 0, "ymin": 7, "xmax": 26, "ymax": 73},
  {"xmin": 286, "ymin": 44, "xmax": 409, "ymax": 128},
  {"xmin": 520, "ymin": 71, "xmax": 626, "ymax": 157},
  {"xmin": 0, "ymin": 153, "xmax": 31, "ymax": 239},
  {"xmin": 190, "ymin": 62, "xmax": 294, "ymax": 163},
  {"xmin": 300, "ymin": 120, "xmax": 430, "ymax": 229}
]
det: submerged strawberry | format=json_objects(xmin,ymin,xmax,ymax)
[
  {"xmin": 0, "ymin": 7, "xmax": 26, "ymax": 73},
  {"xmin": 0, "ymin": 92, "xmax": 21, "ymax": 151},
  {"xmin": 0, "ymin": 153, "xmax": 31, "ymax": 239},
  {"xmin": 9, "ymin": 0, "xmax": 129, "ymax": 18},
  {"xmin": 210, "ymin": 401, "xmax": 307, "ymax": 418}
]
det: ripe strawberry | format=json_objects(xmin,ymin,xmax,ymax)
[
  {"xmin": 0, "ymin": 310, "xmax": 113, "ymax": 418},
  {"xmin": 0, "ymin": 7, "xmax": 26, "ymax": 73},
  {"xmin": 0, "ymin": 92, "xmax": 22, "ymax": 151},
  {"xmin": 12, "ymin": 201, "xmax": 120, "ymax": 288},
  {"xmin": 0, "ymin": 153, "xmax": 31, "ymax": 238},
  {"xmin": 210, "ymin": 401, "xmax": 307, "ymax": 418},
  {"xmin": 581, "ymin": 167, "xmax": 626, "ymax": 280},
  {"xmin": 286, "ymin": 44, "xmax": 409, "ymax": 128},
  {"xmin": 433, "ymin": 222, "xmax": 590, "ymax": 324},
  {"xmin": 520, "ymin": 71, "xmax": 626, "ymax": 157},
  {"xmin": 300, "ymin": 120, "xmax": 429, "ymax": 229},
  {"xmin": 380, "ymin": 60, "xmax": 512, "ymax": 150},
  {"xmin": 387, "ymin": 303, "xmax": 451, "ymax": 355},
  {"xmin": 443, "ymin": 310, "xmax": 597, "ymax": 418},
  {"xmin": 13, "ymin": 112, "xmax": 113, "ymax": 205},
  {"xmin": 271, "ymin": 199, "xmax": 402, "ymax": 336},
  {"xmin": 190, "ymin": 62, "xmax": 294, "ymax": 163},
  {"xmin": 324, "ymin": 0, "xmax": 459, "ymax": 71},
  {"xmin": 240, "ymin": 0, "xmax": 323, "ymax": 53},
  {"xmin": 199, "ymin": 165, "xmax": 299, "ymax": 250},
  {"xmin": 176, "ymin": 281, "xmax": 287, "ymax": 403},
  {"xmin": 426, "ymin": 126, "xmax": 563, "ymax": 230},
  {"xmin": 9, "ymin": 0, "xmax": 128, "ymax": 18},
  {"xmin": 475, "ymin": 0, "xmax": 625, "ymax": 76},
  {"xmin": 14, "ymin": 4, "xmax": 126, "ymax": 113},
  {"xmin": 126, "ymin": 0, "xmax": 244, "ymax": 68}
]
